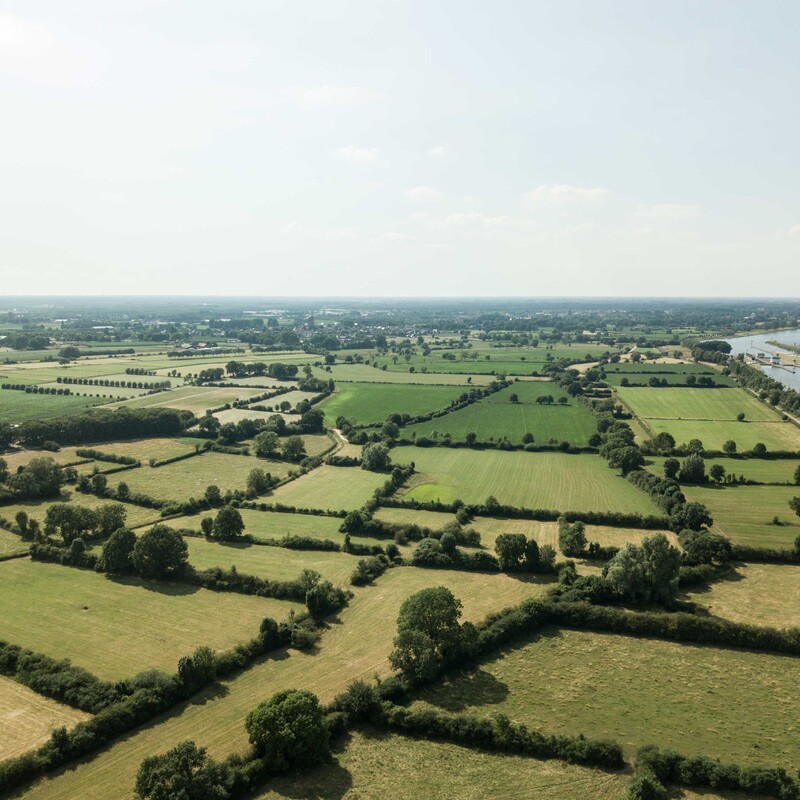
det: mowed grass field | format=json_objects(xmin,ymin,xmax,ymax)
[
  {"xmin": 0, "ymin": 389, "xmax": 103, "ymax": 424},
  {"xmin": 372, "ymin": 507, "xmax": 675, "ymax": 552},
  {"xmin": 183, "ymin": 537, "xmax": 358, "ymax": 585},
  {"xmin": 683, "ymin": 484, "xmax": 800, "ymax": 548},
  {"xmin": 266, "ymin": 466, "xmax": 388, "ymax": 512},
  {"xmin": 406, "ymin": 381, "xmax": 596, "ymax": 444},
  {"xmin": 311, "ymin": 363, "xmax": 495, "ymax": 385},
  {"xmin": 168, "ymin": 508, "xmax": 386, "ymax": 550},
  {"xmin": 391, "ymin": 448, "xmax": 661, "ymax": 515},
  {"xmin": 686, "ymin": 563, "xmax": 800, "ymax": 629},
  {"xmin": 0, "ymin": 676, "xmax": 89, "ymax": 761},
  {"xmin": 105, "ymin": 453, "xmax": 291, "ymax": 503},
  {"xmin": 104, "ymin": 386, "xmax": 265, "ymax": 414},
  {"xmin": 647, "ymin": 455, "xmax": 800, "ymax": 484},
  {"xmin": 616, "ymin": 386, "xmax": 778, "ymax": 421},
  {"xmin": 0, "ymin": 559, "xmax": 301, "ymax": 681},
  {"xmin": 253, "ymin": 730, "xmax": 631, "ymax": 800},
  {"xmin": 16, "ymin": 567, "xmax": 549, "ymax": 800},
  {"xmin": 319, "ymin": 382, "xmax": 466, "ymax": 426},
  {"xmin": 645, "ymin": 418, "xmax": 800, "ymax": 452},
  {"xmin": 414, "ymin": 628, "xmax": 800, "ymax": 766},
  {"xmin": 0, "ymin": 529, "xmax": 30, "ymax": 557},
  {"xmin": 0, "ymin": 491, "xmax": 163, "ymax": 530}
]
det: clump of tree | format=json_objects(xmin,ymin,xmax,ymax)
[
  {"xmin": 389, "ymin": 587, "xmax": 475, "ymax": 683},
  {"xmin": 135, "ymin": 740, "xmax": 230, "ymax": 800},
  {"xmin": 557, "ymin": 516, "xmax": 587, "ymax": 557},
  {"xmin": 361, "ymin": 442, "xmax": 391, "ymax": 471},
  {"xmin": 1, "ymin": 456, "xmax": 64, "ymax": 500},
  {"xmin": 132, "ymin": 524, "xmax": 189, "ymax": 579},
  {"xmin": 604, "ymin": 533, "xmax": 681, "ymax": 605}
]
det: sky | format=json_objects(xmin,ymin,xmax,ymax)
[{"xmin": 0, "ymin": 0, "xmax": 799, "ymax": 297}]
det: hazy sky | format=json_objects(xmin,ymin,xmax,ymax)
[{"xmin": 1, "ymin": 0, "xmax": 799, "ymax": 296}]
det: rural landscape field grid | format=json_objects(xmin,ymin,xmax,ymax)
[{"xmin": 2, "ymin": 298, "xmax": 800, "ymax": 800}]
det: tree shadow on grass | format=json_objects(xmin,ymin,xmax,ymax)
[
  {"xmin": 105, "ymin": 573, "xmax": 200, "ymax": 596},
  {"xmin": 421, "ymin": 669, "xmax": 510, "ymax": 712},
  {"xmin": 248, "ymin": 752, "xmax": 354, "ymax": 800}
]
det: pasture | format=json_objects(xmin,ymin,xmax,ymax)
[
  {"xmin": 0, "ymin": 677, "xmax": 89, "ymax": 761},
  {"xmin": 319, "ymin": 382, "xmax": 465, "ymax": 426},
  {"xmin": 105, "ymin": 452, "xmax": 291, "ymax": 503},
  {"xmin": 0, "ymin": 529, "xmax": 30, "ymax": 557},
  {"xmin": 414, "ymin": 628, "xmax": 800, "ymax": 765},
  {"xmin": 103, "ymin": 386, "xmax": 265, "ymax": 414},
  {"xmin": 15, "ymin": 567, "xmax": 549, "ymax": 800},
  {"xmin": 311, "ymin": 363, "xmax": 494, "ymax": 385},
  {"xmin": 406, "ymin": 381, "xmax": 596, "ymax": 444},
  {"xmin": 183, "ymin": 537, "xmax": 358, "ymax": 585},
  {"xmin": 683, "ymin": 484, "xmax": 800, "ymax": 548},
  {"xmin": 266, "ymin": 466, "xmax": 388, "ymax": 512},
  {"xmin": 0, "ymin": 390, "xmax": 103, "ymax": 424},
  {"xmin": 0, "ymin": 491, "xmax": 163, "ymax": 530},
  {"xmin": 391, "ymin": 447, "xmax": 661, "ymax": 515},
  {"xmin": 253, "ymin": 730, "xmax": 632, "ymax": 800},
  {"xmin": 644, "ymin": 418, "xmax": 800, "ymax": 452},
  {"xmin": 686, "ymin": 563, "xmax": 800, "ymax": 629},
  {"xmin": 647, "ymin": 455, "xmax": 800, "ymax": 484},
  {"xmin": 616, "ymin": 386, "xmax": 778, "ymax": 422},
  {"xmin": 0, "ymin": 559, "xmax": 301, "ymax": 681}
]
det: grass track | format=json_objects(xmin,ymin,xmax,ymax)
[
  {"xmin": 0, "ymin": 559, "xmax": 301, "ymax": 681},
  {"xmin": 0, "ymin": 676, "xmax": 89, "ymax": 761},
  {"xmin": 414, "ymin": 628, "xmax": 800, "ymax": 765},
  {"xmin": 392, "ymin": 447, "xmax": 661, "ymax": 515}
]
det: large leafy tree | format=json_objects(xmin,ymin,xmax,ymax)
[
  {"xmin": 212, "ymin": 506, "xmax": 244, "ymax": 540},
  {"xmin": 245, "ymin": 689, "xmax": 329, "ymax": 770},
  {"xmin": 132, "ymin": 524, "xmax": 188, "ymax": 579},
  {"xmin": 101, "ymin": 527, "xmax": 137, "ymax": 574},
  {"xmin": 135, "ymin": 740, "xmax": 229, "ymax": 800}
]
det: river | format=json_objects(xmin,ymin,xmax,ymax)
[{"xmin": 725, "ymin": 329, "xmax": 800, "ymax": 391}]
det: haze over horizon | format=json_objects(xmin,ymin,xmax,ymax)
[{"xmin": 1, "ymin": 0, "xmax": 799, "ymax": 297}]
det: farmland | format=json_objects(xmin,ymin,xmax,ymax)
[
  {"xmin": 616, "ymin": 386, "xmax": 779, "ymax": 422},
  {"xmin": 0, "ymin": 559, "xmax": 301, "ymax": 681},
  {"xmin": 104, "ymin": 386, "xmax": 265, "ymax": 414},
  {"xmin": 405, "ymin": 381, "xmax": 597, "ymax": 444},
  {"xmin": 414, "ymin": 628, "xmax": 800, "ymax": 765},
  {"xmin": 319, "ymin": 382, "xmax": 466, "ymax": 426},
  {"xmin": 683, "ymin": 484, "xmax": 800, "ymax": 547},
  {"xmin": 392, "ymin": 447, "xmax": 662, "ymax": 515},
  {"xmin": 104, "ymin": 452, "xmax": 292, "ymax": 502},
  {"xmin": 643, "ymin": 418, "xmax": 800, "ymax": 452},
  {"xmin": 647, "ymin": 455, "xmax": 800, "ymax": 484},
  {"xmin": 266, "ymin": 466, "xmax": 389, "ymax": 511},
  {"xmin": 0, "ymin": 390, "xmax": 103, "ymax": 424},
  {"xmin": 13, "ymin": 567, "xmax": 548, "ymax": 800},
  {"xmin": 311, "ymin": 363, "xmax": 495, "ymax": 385},
  {"xmin": 0, "ymin": 678, "xmax": 89, "ymax": 761}
]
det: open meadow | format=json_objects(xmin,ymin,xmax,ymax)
[
  {"xmin": 311, "ymin": 363, "xmax": 495, "ymax": 385},
  {"xmin": 266, "ymin": 466, "xmax": 388, "ymax": 512},
  {"xmin": 0, "ymin": 390, "xmax": 103, "ymax": 425},
  {"xmin": 405, "ymin": 381, "xmax": 596, "ymax": 444},
  {"xmin": 616, "ymin": 386, "xmax": 778, "ymax": 422},
  {"xmin": 683, "ymin": 484, "xmax": 800, "ymax": 547},
  {"xmin": 646, "ymin": 455, "xmax": 800, "ymax": 484},
  {"xmin": 319, "ymin": 382, "xmax": 466, "ymax": 426},
  {"xmin": 13, "ymin": 566, "xmax": 550, "ymax": 800},
  {"xmin": 0, "ymin": 559, "xmax": 301, "ymax": 681},
  {"xmin": 413, "ymin": 628, "xmax": 800, "ymax": 765},
  {"xmin": 391, "ymin": 447, "xmax": 661, "ymax": 515},
  {"xmin": 0, "ymin": 678, "xmax": 89, "ymax": 762},
  {"xmin": 103, "ymin": 386, "xmax": 266, "ymax": 414}
]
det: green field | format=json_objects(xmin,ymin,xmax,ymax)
[
  {"xmin": 643, "ymin": 418, "xmax": 800, "ymax": 452},
  {"xmin": 15, "ymin": 567, "xmax": 548, "ymax": 800},
  {"xmin": 405, "ymin": 381, "xmax": 597, "ymax": 444},
  {"xmin": 0, "ymin": 676, "xmax": 89, "ymax": 761},
  {"xmin": 105, "ymin": 452, "xmax": 291, "ymax": 503},
  {"xmin": 253, "ymin": 730, "xmax": 631, "ymax": 800},
  {"xmin": 616, "ymin": 386, "xmax": 778, "ymax": 422},
  {"xmin": 312, "ymin": 363, "xmax": 494, "ymax": 385},
  {"xmin": 0, "ymin": 490, "xmax": 163, "ymax": 530},
  {"xmin": 0, "ymin": 529, "xmax": 30, "ymax": 557},
  {"xmin": 686, "ymin": 563, "xmax": 800, "ymax": 629},
  {"xmin": 683, "ymin": 484, "xmax": 800, "ymax": 548},
  {"xmin": 414, "ymin": 628, "xmax": 800, "ymax": 765},
  {"xmin": 0, "ymin": 389, "xmax": 103, "ymax": 424},
  {"xmin": 267, "ymin": 466, "xmax": 389, "ymax": 511},
  {"xmin": 104, "ymin": 385, "xmax": 265, "ymax": 414},
  {"xmin": 391, "ymin": 447, "xmax": 661, "ymax": 515},
  {"xmin": 167, "ymin": 508, "xmax": 386, "ymax": 549},
  {"xmin": 0, "ymin": 559, "xmax": 301, "ymax": 681},
  {"xmin": 319, "ymin": 382, "xmax": 466, "ymax": 426},
  {"xmin": 647, "ymin": 455, "xmax": 800, "ymax": 484},
  {"xmin": 183, "ymin": 537, "xmax": 358, "ymax": 584}
]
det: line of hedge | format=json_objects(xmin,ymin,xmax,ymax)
[
  {"xmin": 731, "ymin": 543, "xmax": 800, "ymax": 564},
  {"xmin": 149, "ymin": 447, "xmax": 208, "ymax": 467},
  {"xmin": 377, "ymin": 497, "xmax": 669, "ymax": 530},
  {"xmin": 377, "ymin": 702, "xmax": 624, "ymax": 770}
]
